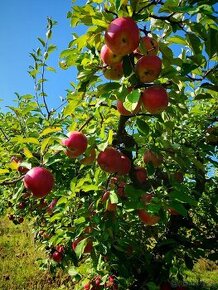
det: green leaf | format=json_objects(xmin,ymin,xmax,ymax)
[
  {"xmin": 136, "ymin": 119, "xmax": 150, "ymax": 135},
  {"xmin": 109, "ymin": 190, "xmax": 118, "ymax": 204},
  {"xmin": 37, "ymin": 37, "xmax": 46, "ymax": 47},
  {"xmin": 123, "ymin": 55, "xmax": 133, "ymax": 77},
  {"xmin": 47, "ymin": 44, "xmax": 57, "ymax": 53},
  {"xmin": 75, "ymin": 238, "xmax": 88, "ymax": 258},
  {"xmin": 168, "ymin": 36, "xmax": 186, "ymax": 45},
  {"xmin": 40, "ymin": 127, "xmax": 61, "ymax": 137},
  {"xmin": 186, "ymin": 33, "xmax": 201, "ymax": 55},
  {"xmin": 46, "ymin": 66, "xmax": 56, "ymax": 72},
  {"xmin": 205, "ymin": 28, "xmax": 218, "ymax": 58}
]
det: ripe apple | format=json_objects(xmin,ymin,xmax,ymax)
[
  {"xmin": 103, "ymin": 63, "xmax": 123, "ymax": 80},
  {"xmin": 55, "ymin": 245, "xmax": 65, "ymax": 253},
  {"xmin": 117, "ymin": 181, "xmax": 126, "ymax": 197},
  {"xmin": 142, "ymin": 85, "xmax": 168, "ymax": 114},
  {"xmin": 117, "ymin": 99, "xmax": 141, "ymax": 116},
  {"xmin": 52, "ymin": 251, "xmax": 63, "ymax": 263},
  {"xmin": 72, "ymin": 237, "xmax": 93, "ymax": 254},
  {"xmin": 135, "ymin": 55, "xmax": 162, "ymax": 83},
  {"xmin": 23, "ymin": 167, "xmax": 54, "ymax": 198},
  {"xmin": 97, "ymin": 147, "xmax": 121, "ymax": 173},
  {"xmin": 160, "ymin": 281, "xmax": 172, "ymax": 290},
  {"xmin": 143, "ymin": 150, "xmax": 163, "ymax": 167},
  {"xmin": 80, "ymin": 148, "xmax": 96, "ymax": 165},
  {"xmin": 100, "ymin": 44, "xmax": 123, "ymax": 65},
  {"xmin": 118, "ymin": 154, "xmax": 131, "ymax": 175},
  {"xmin": 134, "ymin": 167, "xmax": 147, "ymax": 184},
  {"xmin": 106, "ymin": 201, "xmax": 117, "ymax": 212},
  {"xmin": 62, "ymin": 131, "xmax": 88, "ymax": 158},
  {"xmin": 105, "ymin": 17, "xmax": 140, "ymax": 56},
  {"xmin": 137, "ymin": 209, "xmax": 160, "ymax": 225},
  {"xmin": 83, "ymin": 282, "xmax": 91, "ymax": 290},
  {"xmin": 136, "ymin": 36, "xmax": 159, "ymax": 56}
]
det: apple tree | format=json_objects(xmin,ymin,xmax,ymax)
[{"xmin": 0, "ymin": 1, "xmax": 218, "ymax": 289}]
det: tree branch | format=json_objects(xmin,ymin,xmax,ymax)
[{"xmin": 0, "ymin": 175, "xmax": 24, "ymax": 186}]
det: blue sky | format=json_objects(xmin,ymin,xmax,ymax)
[{"xmin": 0, "ymin": 0, "xmax": 80, "ymax": 111}]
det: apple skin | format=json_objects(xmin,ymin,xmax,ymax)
[
  {"xmin": 62, "ymin": 131, "xmax": 88, "ymax": 158},
  {"xmin": 142, "ymin": 85, "xmax": 168, "ymax": 114},
  {"xmin": 72, "ymin": 237, "xmax": 93, "ymax": 254},
  {"xmin": 52, "ymin": 251, "xmax": 63, "ymax": 263},
  {"xmin": 135, "ymin": 55, "xmax": 162, "ymax": 83},
  {"xmin": 105, "ymin": 17, "xmax": 140, "ymax": 56},
  {"xmin": 80, "ymin": 148, "xmax": 96, "ymax": 165},
  {"xmin": 103, "ymin": 63, "xmax": 123, "ymax": 80},
  {"xmin": 134, "ymin": 167, "xmax": 147, "ymax": 184},
  {"xmin": 143, "ymin": 150, "xmax": 163, "ymax": 167},
  {"xmin": 97, "ymin": 147, "xmax": 121, "ymax": 173},
  {"xmin": 136, "ymin": 36, "xmax": 159, "ymax": 56},
  {"xmin": 23, "ymin": 167, "xmax": 54, "ymax": 198},
  {"xmin": 160, "ymin": 281, "xmax": 172, "ymax": 290},
  {"xmin": 106, "ymin": 201, "xmax": 117, "ymax": 212},
  {"xmin": 117, "ymin": 99, "xmax": 141, "ymax": 116},
  {"xmin": 118, "ymin": 154, "xmax": 131, "ymax": 175},
  {"xmin": 137, "ymin": 209, "xmax": 160, "ymax": 225},
  {"xmin": 100, "ymin": 44, "xmax": 123, "ymax": 65}
]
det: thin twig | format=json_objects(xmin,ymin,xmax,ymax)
[
  {"xmin": 0, "ymin": 175, "xmax": 24, "ymax": 186},
  {"xmin": 79, "ymin": 116, "xmax": 94, "ymax": 132}
]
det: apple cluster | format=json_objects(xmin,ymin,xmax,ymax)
[{"xmin": 100, "ymin": 16, "xmax": 169, "ymax": 115}]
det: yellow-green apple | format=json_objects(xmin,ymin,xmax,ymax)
[
  {"xmin": 142, "ymin": 85, "xmax": 168, "ymax": 114},
  {"xmin": 80, "ymin": 148, "xmax": 96, "ymax": 165},
  {"xmin": 117, "ymin": 99, "xmax": 141, "ymax": 116},
  {"xmin": 72, "ymin": 237, "xmax": 93, "ymax": 253},
  {"xmin": 23, "ymin": 167, "xmax": 54, "ymax": 198},
  {"xmin": 135, "ymin": 55, "xmax": 162, "ymax": 83},
  {"xmin": 105, "ymin": 17, "xmax": 140, "ymax": 56},
  {"xmin": 52, "ymin": 251, "xmax": 63, "ymax": 263},
  {"xmin": 136, "ymin": 36, "xmax": 159, "ymax": 56},
  {"xmin": 62, "ymin": 131, "xmax": 88, "ymax": 158},
  {"xmin": 134, "ymin": 166, "xmax": 148, "ymax": 184},
  {"xmin": 100, "ymin": 44, "xmax": 123, "ymax": 65},
  {"xmin": 103, "ymin": 63, "xmax": 123, "ymax": 80},
  {"xmin": 143, "ymin": 149, "xmax": 163, "ymax": 167},
  {"xmin": 97, "ymin": 147, "xmax": 121, "ymax": 173},
  {"xmin": 137, "ymin": 209, "xmax": 160, "ymax": 225}
]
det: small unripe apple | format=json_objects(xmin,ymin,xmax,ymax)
[
  {"xmin": 103, "ymin": 63, "xmax": 123, "ymax": 80},
  {"xmin": 117, "ymin": 99, "xmax": 141, "ymax": 116},
  {"xmin": 142, "ymin": 86, "xmax": 168, "ymax": 114},
  {"xmin": 136, "ymin": 36, "xmax": 159, "ymax": 56},
  {"xmin": 52, "ymin": 251, "xmax": 63, "ymax": 263},
  {"xmin": 23, "ymin": 167, "xmax": 54, "ymax": 198},
  {"xmin": 105, "ymin": 17, "xmax": 140, "ymax": 56},
  {"xmin": 137, "ymin": 209, "xmax": 160, "ymax": 225},
  {"xmin": 134, "ymin": 167, "xmax": 147, "ymax": 184},
  {"xmin": 143, "ymin": 150, "xmax": 163, "ymax": 167},
  {"xmin": 100, "ymin": 44, "xmax": 123, "ymax": 65},
  {"xmin": 135, "ymin": 55, "xmax": 162, "ymax": 83},
  {"xmin": 62, "ymin": 131, "xmax": 88, "ymax": 158}
]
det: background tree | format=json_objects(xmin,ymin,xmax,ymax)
[{"xmin": 0, "ymin": 1, "xmax": 217, "ymax": 289}]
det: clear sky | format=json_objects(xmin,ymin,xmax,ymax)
[{"xmin": 0, "ymin": 0, "xmax": 82, "ymax": 112}]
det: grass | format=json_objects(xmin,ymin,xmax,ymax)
[
  {"xmin": 0, "ymin": 215, "xmax": 217, "ymax": 289},
  {"xmin": 0, "ymin": 215, "xmax": 73, "ymax": 290}
]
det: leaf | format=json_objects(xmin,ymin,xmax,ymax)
[
  {"xmin": 0, "ymin": 169, "xmax": 9, "ymax": 174},
  {"xmin": 11, "ymin": 137, "xmax": 40, "ymax": 145},
  {"xmin": 23, "ymin": 147, "xmax": 33, "ymax": 158},
  {"xmin": 109, "ymin": 190, "xmax": 118, "ymax": 204},
  {"xmin": 186, "ymin": 33, "xmax": 202, "ymax": 55},
  {"xmin": 168, "ymin": 36, "xmax": 186, "ymax": 45},
  {"xmin": 205, "ymin": 28, "xmax": 218, "ymax": 58},
  {"xmin": 37, "ymin": 37, "xmax": 46, "ymax": 47},
  {"xmin": 123, "ymin": 55, "xmax": 133, "ymax": 77},
  {"xmin": 47, "ymin": 44, "xmax": 57, "ymax": 53},
  {"xmin": 136, "ymin": 119, "xmax": 150, "ymax": 135},
  {"xmin": 40, "ymin": 127, "xmax": 61, "ymax": 137},
  {"xmin": 75, "ymin": 238, "xmax": 88, "ymax": 259},
  {"xmin": 46, "ymin": 66, "xmax": 56, "ymax": 72},
  {"xmin": 127, "ymin": 90, "xmax": 140, "ymax": 103},
  {"xmin": 92, "ymin": 18, "xmax": 108, "ymax": 28}
]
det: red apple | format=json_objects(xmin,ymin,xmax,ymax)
[
  {"xmin": 106, "ymin": 201, "xmax": 117, "ymax": 212},
  {"xmin": 23, "ymin": 167, "xmax": 54, "ymax": 198},
  {"xmin": 97, "ymin": 147, "xmax": 121, "ymax": 173},
  {"xmin": 118, "ymin": 154, "xmax": 131, "ymax": 175},
  {"xmin": 80, "ymin": 148, "xmax": 96, "ymax": 165},
  {"xmin": 11, "ymin": 156, "xmax": 29, "ymax": 174},
  {"xmin": 143, "ymin": 150, "xmax": 163, "ymax": 167},
  {"xmin": 117, "ymin": 181, "xmax": 126, "ymax": 197},
  {"xmin": 135, "ymin": 55, "xmax": 162, "ymax": 83},
  {"xmin": 84, "ymin": 282, "xmax": 91, "ymax": 290},
  {"xmin": 142, "ymin": 85, "xmax": 168, "ymax": 114},
  {"xmin": 160, "ymin": 281, "xmax": 172, "ymax": 290},
  {"xmin": 117, "ymin": 99, "xmax": 141, "ymax": 116},
  {"xmin": 105, "ymin": 17, "xmax": 140, "ymax": 56},
  {"xmin": 55, "ymin": 245, "xmax": 65, "ymax": 253},
  {"xmin": 100, "ymin": 44, "xmax": 123, "ymax": 65},
  {"xmin": 102, "ymin": 190, "xmax": 110, "ymax": 202},
  {"xmin": 134, "ymin": 167, "xmax": 147, "ymax": 184},
  {"xmin": 136, "ymin": 36, "xmax": 159, "ymax": 56},
  {"xmin": 52, "ymin": 251, "xmax": 63, "ymax": 263},
  {"xmin": 137, "ymin": 209, "xmax": 160, "ymax": 225},
  {"xmin": 72, "ymin": 237, "xmax": 93, "ymax": 254},
  {"xmin": 103, "ymin": 63, "xmax": 123, "ymax": 80},
  {"xmin": 62, "ymin": 131, "xmax": 88, "ymax": 158}
]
